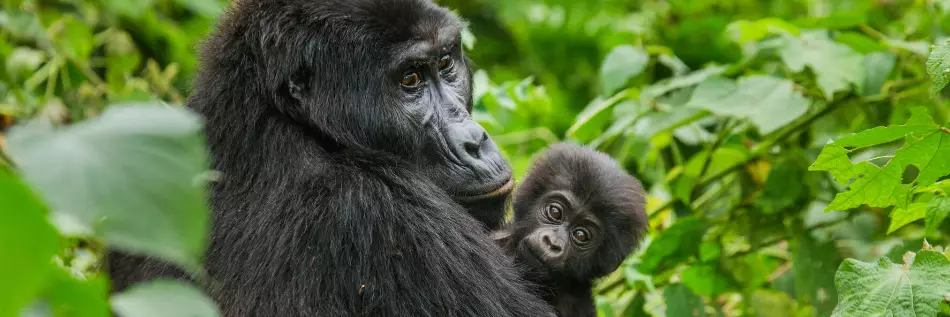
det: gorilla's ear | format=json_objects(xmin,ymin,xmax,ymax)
[{"xmin": 288, "ymin": 80, "xmax": 305, "ymax": 102}]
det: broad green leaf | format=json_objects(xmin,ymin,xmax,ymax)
[
  {"xmin": 860, "ymin": 52, "xmax": 896, "ymax": 96},
  {"xmin": 780, "ymin": 31, "xmax": 864, "ymax": 100},
  {"xmin": 638, "ymin": 217, "xmax": 707, "ymax": 274},
  {"xmin": 831, "ymin": 251, "xmax": 950, "ymax": 317},
  {"xmin": 0, "ymin": 171, "xmax": 59, "ymax": 317},
  {"xmin": 6, "ymin": 104, "xmax": 211, "ymax": 272},
  {"xmin": 595, "ymin": 296, "xmax": 616, "ymax": 317},
  {"xmin": 924, "ymin": 196, "xmax": 950, "ymax": 236},
  {"xmin": 664, "ymin": 284, "xmax": 706, "ymax": 317},
  {"xmin": 567, "ymin": 92, "xmax": 636, "ymax": 143},
  {"xmin": 5, "ymin": 46, "xmax": 46, "ymax": 81},
  {"xmin": 111, "ymin": 280, "xmax": 220, "ymax": 317},
  {"xmin": 51, "ymin": 16, "xmax": 94, "ymax": 60},
  {"xmin": 687, "ymin": 75, "xmax": 809, "ymax": 134},
  {"xmin": 888, "ymin": 203, "xmax": 929, "ymax": 234},
  {"xmin": 927, "ymin": 40, "xmax": 950, "ymax": 96},
  {"xmin": 681, "ymin": 264, "xmax": 731, "ymax": 297},
  {"xmin": 600, "ymin": 45, "xmax": 649, "ymax": 96},
  {"xmin": 836, "ymin": 32, "xmax": 889, "ymax": 54},
  {"xmin": 756, "ymin": 157, "xmax": 806, "ymax": 214}
]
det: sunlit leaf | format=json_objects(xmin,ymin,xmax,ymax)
[
  {"xmin": 0, "ymin": 171, "xmax": 59, "ymax": 317},
  {"xmin": 640, "ymin": 65, "xmax": 728, "ymax": 103},
  {"xmin": 35, "ymin": 268, "xmax": 110, "ymax": 317},
  {"xmin": 600, "ymin": 45, "xmax": 649, "ymax": 96},
  {"xmin": 888, "ymin": 203, "xmax": 929, "ymax": 234},
  {"xmin": 687, "ymin": 75, "xmax": 809, "ymax": 134},
  {"xmin": 831, "ymin": 251, "xmax": 950, "ymax": 317},
  {"xmin": 638, "ymin": 217, "xmax": 707, "ymax": 274},
  {"xmin": 111, "ymin": 280, "xmax": 220, "ymax": 317},
  {"xmin": 926, "ymin": 39, "xmax": 950, "ymax": 96},
  {"xmin": 51, "ymin": 16, "xmax": 94, "ymax": 60},
  {"xmin": 725, "ymin": 18, "xmax": 799, "ymax": 45},
  {"xmin": 681, "ymin": 264, "xmax": 731, "ymax": 297},
  {"xmin": 6, "ymin": 104, "xmax": 211, "ymax": 272}
]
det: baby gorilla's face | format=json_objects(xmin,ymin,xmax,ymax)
[
  {"xmin": 517, "ymin": 190, "xmax": 604, "ymax": 274},
  {"xmin": 510, "ymin": 143, "xmax": 648, "ymax": 282}
]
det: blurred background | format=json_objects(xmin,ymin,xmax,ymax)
[{"xmin": 2, "ymin": 0, "xmax": 950, "ymax": 316}]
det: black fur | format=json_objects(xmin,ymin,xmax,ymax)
[
  {"xmin": 108, "ymin": 0, "xmax": 555, "ymax": 316},
  {"xmin": 494, "ymin": 143, "xmax": 648, "ymax": 317}
]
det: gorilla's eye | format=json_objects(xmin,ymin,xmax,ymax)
[
  {"xmin": 571, "ymin": 228, "xmax": 591, "ymax": 244},
  {"xmin": 545, "ymin": 203, "xmax": 563, "ymax": 222},
  {"xmin": 401, "ymin": 72, "xmax": 422, "ymax": 88},
  {"xmin": 437, "ymin": 55, "xmax": 454, "ymax": 71}
]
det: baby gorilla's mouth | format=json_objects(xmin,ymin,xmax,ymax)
[{"xmin": 454, "ymin": 178, "xmax": 514, "ymax": 202}]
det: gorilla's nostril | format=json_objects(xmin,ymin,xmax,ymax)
[
  {"xmin": 542, "ymin": 235, "xmax": 562, "ymax": 253},
  {"xmin": 464, "ymin": 142, "xmax": 481, "ymax": 159}
]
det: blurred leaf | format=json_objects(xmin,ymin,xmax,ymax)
[
  {"xmin": 639, "ymin": 217, "xmax": 707, "ymax": 274},
  {"xmin": 567, "ymin": 91, "xmax": 635, "ymax": 143},
  {"xmin": 100, "ymin": 0, "xmax": 154, "ymax": 18},
  {"xmin": 924, "ymin": 196, "xmax": 950, "ymax": 236},
  {"xmin": 927, "ymin": 40, "xmax": 950, "ymax": 96},
  {"xmin": 699, "ymin": 243, "xmax": 721, "ymax": 263},
  {"xmin": 687, "ymin": 75, "xmax": 809, "ymax": 134},
  {"xmin": 749, "ymin": 289, "xmax": 801, "ymax": 317},
  {"xmin": 664, "ymin": 284, "xmax": 706, "ymax": 317},
  {"xmin": 793, "ymin": 12, "xmax": 867, "ymax": 30},
  {"xmin": 0, "ymin": 171, "xmax": 59, "ymax": 317},
  {"xmin": 831, "ymin": 251, "xmax": 950, "ymax": 317},
  {"xmin": 860, "ymin": 52, "xmax": 896, "ymax": 97},
  {"xmin": 793, "ymin": 226, "xmax": 841, "ymax": 315},
  {"xmin": 5, "ymin": 47, "xmax": 46, "ymax": 81},
  {"xmin": 888, "ymin": 202, "xmax": 929, "ymax": 234},
  {"xmin": 640, "ymin": 65, "xmax": 728, "ymax": 103},
  {"xmin": 595, "ymin": 296, "xmax": 616, "ymax": 317},
  {"xmin": 836, "ymin": 32, "xmax": 889, "ymax": 54},
  {"xmin": 111, "ymin": 280, "xmax": 220, "ymax": 317},
  {"xmin": 51, "ymin": 16, "xmax": 95, "ymax": 60},
  {"xmin": 780, "ymin": 31, "xmax": 864, "ymax": 100},
  {"xmin": 6, "ymin": 104, "xmax": 211, "ymax": 272},
  {"xmin": 36, "ymin": 268, "xmax": 110, "ymax": 317},
  {"xmin": 174, "ymin": 0, "xmax": 225, "ymax": 19},
  {"xmin": 756, "ymin": 157, "xmax": 806, "ymax": 214},
  {"xmin": 725, "ymin": 18, "xmax": 799, "ymax": 45},
  {"xmin": 681, "ymin": 264, "xmax": 731, "ymax": 297},
  {"xmin": 600, "ymin": 45, "xmax": 649, "ymax": 96}
]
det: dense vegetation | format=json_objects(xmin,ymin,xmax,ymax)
[{"xmin": 2, "ymin": 0, "xmax": 950, "ymax": 316}]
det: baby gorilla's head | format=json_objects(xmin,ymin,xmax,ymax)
[{"xmin": 510, "ymin": 143, "xmax": 648, "ymax": 282}]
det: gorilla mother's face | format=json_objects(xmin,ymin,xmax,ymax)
[{"xmin": 289, "ymin": 0, "xmax": 513, "ymax": 207}]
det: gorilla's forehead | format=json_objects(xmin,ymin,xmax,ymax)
[{"xmin": 314, "ymin": 0, "xmax": 461, "ymax": 44}]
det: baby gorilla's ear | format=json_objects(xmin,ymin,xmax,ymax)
[{"xmin": 490, "ymin": 228, "xmax": 514, "ymax": 247}]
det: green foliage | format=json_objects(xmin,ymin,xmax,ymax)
[
  {"xmin": 2, "ymin": 0, "xmax": 950, "ymax": 316},
  {"xmin": 831, "ymin": 250, "xmax": 950, "ymax": 317}
]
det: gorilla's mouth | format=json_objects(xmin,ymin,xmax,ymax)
[{"xmin": 454, "ymin": 178, "xmax": 514, "ymax": 202}]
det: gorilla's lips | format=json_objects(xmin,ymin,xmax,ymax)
[{"xmin": 455, "ymin": 178, "xmax": 514, "ymax": 202}]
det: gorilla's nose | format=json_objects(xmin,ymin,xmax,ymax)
[
  {"xmin": 450, "ymin": 120, "xmax": 496, "ymax": 166},
  {"xmin": 540, "ymin": 232, "xmax": 564, "ymax": 255}
]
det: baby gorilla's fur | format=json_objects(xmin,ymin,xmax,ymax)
[{"xmin": 494, "ymin": 143, "xmax": 648, "ymax": 317}]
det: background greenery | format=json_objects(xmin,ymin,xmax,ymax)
[{"xmin": 2, "ymin": 0, "xmax": 950, "ymax": 316}]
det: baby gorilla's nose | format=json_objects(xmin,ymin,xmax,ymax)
[{"xmin": 540, "ymin": 232, "xmax": 565, "ymax": 255}]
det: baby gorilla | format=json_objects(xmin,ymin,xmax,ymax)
[{"xmin": 493, "ymin": 143, "xmax": 648, "ymax": 317}]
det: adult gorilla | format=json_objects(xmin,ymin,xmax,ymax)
[{"xmin": 108, "ymin": 0, "xmax": 555, "ymax": 316}]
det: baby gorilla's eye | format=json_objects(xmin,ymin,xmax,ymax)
[
  {"xmin": 545, "ymin": 203, "xmax": 563, "ymax": 222},
  {"xmin": 401, "ymin": 72, "xmax": 422, "ymax": 88},
  {"xmin": 571, "ymin": 228, "xmax": 590, "ymax": 244},
  {"xmin": 437, "ymin": 55, "xmax": 453, "ymax": 70}
]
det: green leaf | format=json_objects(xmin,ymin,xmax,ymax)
[
  {"xmin": 640, "ymin": 65, "xmax": 728, "ymax": 103},
  {"xmin": 687, "ymin": 75, "xmax": 809, "ymax": 134},
  {"xmin": 725, "ymin": 18, "xmax": 799, "ymax": 45},
  {"xmin": 5, "ymin": 46, "xmax": 46, "ymax": 81},
  {"xmin": 0, "ymin": 171, "xmax": 59, "ymax": 317},
  {"xmin": 638, "ymin": 217, "xmax": 707, "ymax": 274},
  {"xmin": 36, "ymin": 268, "xmax": 110, "ymax": 317},
  {"xmin": 664, "ymin": 284, "xmax": 706, "ymax": 317},
  {"xmin": 831, "ymin": 251, "xmax": 950, "ymax": 317},
  {"xmin": 681, "ymin": 264, "xmax": 731, "ymax": 297},
  {"xmin": 925, "ymin": 196, "xmax": 950, "ymax": 236},
  {"xmin": 567, "ymin": 92, "xmax": 636, "ymax": 143},
  {"xmin": 888, "ymin": 202, "xmax": 929, "ymax": 234},
  {"xmin": 51, "ymin": 16, "xmax": 94, "ymax": 60},
  {"xmin": 927, "ymin": 40, "xmax": 950, "ymax": 96},
  {"xmin": 793, "ymin": 226, "xmax": 841, "ymax": 315},
  {"xmin": 756, "ymin": 157, "xmax": 806, "ymax": 214},
  {"xmin": 100, "ymin": 0, "xmax": 154, "ymax": 17},
  {"xmin": 6, "ymin": 104, "xmax": 211, "ymax": 272},
  {"xmin": 811, "ymin": 108, "xmax": 950, "ymax": 211},
  {"xmin": 836, "ymin": 32, "xmax": 889, "ymax": 54},
  {"xmin": 780, "ymin": 31, "xmax": 864, "ymax": 100},
  {"xmin": 111, "ymin": 280, "xmax": 221, "ymax": 317},
  {"xmin": 600, "ymin": 45, "xmax": 649, "ymax": 96}
]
